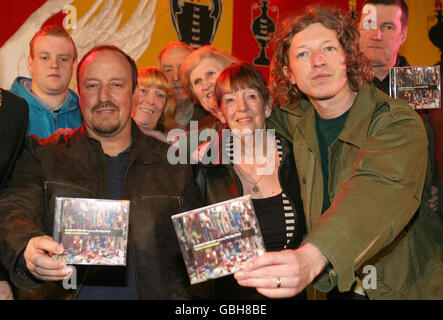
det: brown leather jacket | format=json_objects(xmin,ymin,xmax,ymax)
[{"xmin": 0, "ymin": 123, "xmax": 201, "ymax": 299}]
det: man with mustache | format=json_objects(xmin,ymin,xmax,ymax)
[
  {"xmin": 10, "ymin": 25, "xmax": 82, "ymax": 138},
  {"xmin": 0, "ymin": 45, "xmax": 201, "ymax": 299},
  {"xmin": 241, "ymin": 5, "xmax": 443, "ymax": 300}
]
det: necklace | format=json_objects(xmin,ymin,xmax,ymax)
[
  {"xmin": 234, "ymin": 165, "xmax": 265, "ymax": 194},
  {"xmin": 231, "ymin": 132, "xmax": 277, "ymax": 194}
]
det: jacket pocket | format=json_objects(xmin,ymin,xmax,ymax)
[{"xmin": 137, "ymin": 194, "xmax": 184, "ymax": 207}]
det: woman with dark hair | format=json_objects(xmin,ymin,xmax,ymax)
[{"xmin": 195, "ymin": 62, "xmax": 306, "ymax": 299}]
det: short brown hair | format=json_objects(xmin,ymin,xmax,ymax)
[
  {"xmin": 270, "ymin": 6, "xmax": 373, "ymax": 107},
  {"xmin": 362, "ymin": 0, "xmax": 408, "ymax": 28},
  {"xmin": 30, "ymin": 25, "xmax": 78, "ymax": 60},
  {"xmin": 215, "ymin": 62, "xmax": 271, "ymax": 110}
]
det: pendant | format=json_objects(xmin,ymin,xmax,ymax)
[{"xmin": 252, "ymin": 185, "xmax": 259, "ymax": 193}]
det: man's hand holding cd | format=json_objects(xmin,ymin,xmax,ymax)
[{"xmin": 23, "ymin": 235, "xmax": 72, "ymax": 281}]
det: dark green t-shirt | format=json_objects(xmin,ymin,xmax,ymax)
[{"xmin": 315, "ymin": 109, "xmax": 350, "ymax": 214}]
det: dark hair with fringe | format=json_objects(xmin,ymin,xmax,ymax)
[
  {"xmin": 269, "ymin": 5, "xmax": 373, "ymax": 107},
  {"xmin": 215, "ymin": 62, "xmax": 270, "ymax": 110}
]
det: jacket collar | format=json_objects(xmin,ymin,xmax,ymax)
[
  {"xmin": 129, "ymin": 122, "xmax": 167, "ymax": 166},
  {"xmin": 281, "ymin": 84, "xmax": 387, "ymax": 150},
  {"xmin": 337, "ymin": 84, "xmax": 386, "ymax": 148},
  {"xmin": 70, "ymin": 121, "xmax": 167, "ymax": 166},
  {"xmin": 282, "ymin": 100, "xmax": 320, "ymax": 158}
]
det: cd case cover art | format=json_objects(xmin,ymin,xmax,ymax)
[
  {"xmin": 390, "ymin": 65, "xmax": 441, "ymax": 109},
  {"xmin": 171, "ymin": 195, "xmax": 266, "ymax": 284},
  {"xmin": 53, "ymin": 197, "xmax": 130, "ymax": 266}
]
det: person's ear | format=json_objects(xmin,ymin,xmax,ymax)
[
  {"xmin": 264, "ymin": 96, "xmax": 273, "ymax": 118},
  {"xmin": 400, "ymin": 26, "xmax": 408, "ymax": 45},
  {"xmin": 72, "ymin": 59, "xmax": 78, "ymax": 74},
  {"xmin": 132, "ymin": 86, "xmax": 138, "ymax": 108},
  {"xmin": 283, "ymin": 65, "xmax": 296, "ymax": 85},
  {"xmin": 27, "ymin": 54, "xmax": 33, "ymax": 74}
]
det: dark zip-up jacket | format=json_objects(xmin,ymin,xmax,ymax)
[{"xmin": 0, "ymin": 122, "xmax": 201, "ymax": 299}]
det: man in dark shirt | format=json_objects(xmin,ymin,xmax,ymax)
[{"xmin": 359, "ymin": 0, "xmax": 409, "ymax": 89}]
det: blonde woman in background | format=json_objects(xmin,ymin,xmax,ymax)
[{"xmin": 132, "ymin": 67, "xmax": 179, "ymax": 142}]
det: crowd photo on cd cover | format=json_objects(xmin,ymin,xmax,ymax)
[
  {"xmin": 172, "ymin": 196, "xmax": 265, "ymax": 284},
  {"xmin": 394, "ymin": 66, "xmax": 440, "ymax": 108},
  {"xmin": 56, "ymin": 198, "xmax": 129, "ymax": 265},
  {"xmin": 0, "ymin": 0, "xmax": 442, "ymax": 302}
]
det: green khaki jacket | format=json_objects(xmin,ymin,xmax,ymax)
[{"xmin": 268, "ymin": 84, "xmax": 443, "ymax": 299}]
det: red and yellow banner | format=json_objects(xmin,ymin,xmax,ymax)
[{"xmin": 0, "ymin": 0, "xmax": 439, "ymax": 88}]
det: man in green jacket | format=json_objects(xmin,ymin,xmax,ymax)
[{"xmin": 234, "ymin": 5, "xmax": 442, "ymax": 299}]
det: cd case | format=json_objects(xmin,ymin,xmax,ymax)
[
  {"xmin": 53, "ymin": 197, "xmax": 130, "ymax": 266},
  {"xmin": 389, "ymin": 65, "xmax": 441, "ymax": 109},
  {"xmin": 171, "ymin": 195, "xmax": 266, "ymax": 284}
]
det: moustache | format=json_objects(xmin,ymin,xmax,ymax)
[{"xmin": 92, "ymin": 101, "xmax": 119, "ymax": 112}]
